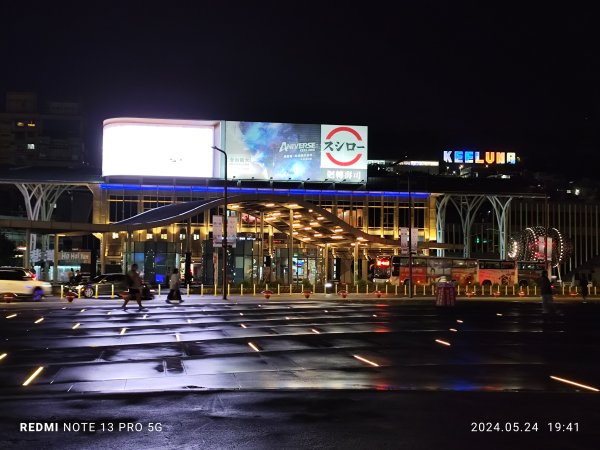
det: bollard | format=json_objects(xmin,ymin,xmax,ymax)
[
  {"xmin": 404, "ymin": 285, "xmax": 407, "ymax": 296},
  {"xmin": 290, "ymin": 284, "xmax": 292, "ymax": 295},
  {"xmin": 534, "ymin": 286, "xmax": 536, "ymax": 296},
  {"xmin": 201, "ymin": 284, "xmax": 204, "ymax": 296},
  {"xmin": 431, "ymin": 284, "xmax": 434, "ymax": 296},
  {"xmin": 395, "ymin": 285, "xmax": 398, "ymax": 295},
  {"xmin": 228, "ymin": 284, "xmax": 230, "ymax": 296},
  {"xmin": 513, "ymin": 285, "xmax": 515, "ymax": 296},
  {"xmin": 356, "ymin": 284, "xmax": 359, "ymax": 295},
  {"xmin": 385, "ymin": 284, "xmax": 388, "ymax": 295},
  {"xmin": 241, "ymin": 284, "xmax": 244, "ymax": 296},
  {"xmin": 335, "ymin": 284, "xmax": 338, "ymax": 295},
  {"xmin": 413, "ymin": 284, "xmax": 417, "ymax": 296},
  {"xmin": 77, "ymin": 287, "xmax": 81, "ymax": 298},
  {"xmin": 457, "ymin": 285, "xmax": 461, "ymax": 296},
  {"xmin": 366, "ymin": 284, "xmax": 369, "ymax": 295},
  {"xmin": 214, "ymin": 284, "xmax": 217, "ymax": 295},
  {"xmin": 95, "ymin": 284, "xmax": 99, "ymax": 299},
  {"xmin": 187, "ymin": 284, "xmax": 191, "ymax": 297},
  {"xmin": 505, "ymin": 285, "xmax": 508, "ymax": 296},
  {"xmin": 157, "ymin": 284, "xmax": 161, "ymax": 297},
  {"xmin": 278, "ymin": 284, "xmax": 280, "ymax": 295},
  {"xmin": 423, "ymin": 285, "xmax": 426, "ymax": 296},
  {"xmin": 60, "ymin": 284, "xmax": 64, "ymax": 299},
  {"xmin": 266, "ymin": 283, "xmax": 269, "ymax": 292},
  {"xmin": 526, "ymin": 286, "xmax": 529, "ymax": 295},
  {"xmin": 562, "ymin": 285, "xmax": 565, "ymax": 296},
  {"xmin": 111, "ymin": 284, "xmax": 115, "ymax": 299},
  {"xmin": 253, "ymin": 284, "xmax": 256, "ymax": 296}
]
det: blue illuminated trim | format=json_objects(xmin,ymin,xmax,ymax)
[{"xmin": 99, "ymin": 183, "xmax": 430, "ymax": 199}]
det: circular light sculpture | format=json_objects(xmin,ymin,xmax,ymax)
[{"xmin": 507, "ymin": 227, "xmax": 571, "ymax": 267}]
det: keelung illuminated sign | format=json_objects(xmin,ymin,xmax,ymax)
[{"xmin": 443, "ymin": 150, "xmax": 517, "ymax": 165}]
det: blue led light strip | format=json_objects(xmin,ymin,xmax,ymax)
[{"xmin": 99, "ymin": 183, "xmax": 430, "ymax": 199}]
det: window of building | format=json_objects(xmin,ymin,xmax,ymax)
[{"xmin": 27, "ymin": 143, "xmax": 35, "ymax": 150}]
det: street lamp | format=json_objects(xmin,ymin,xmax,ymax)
[{"xmin": 212, "ymin": 146, "xmax": 228, "ymax": 300}]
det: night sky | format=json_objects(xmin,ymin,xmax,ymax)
[{"xmin": 1, "ymin": 2, "xmax": 598, "ymax": 176}]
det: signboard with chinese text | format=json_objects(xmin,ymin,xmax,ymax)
[{"xmin": 224, "ymin": 121, "xmax": 368, "ymax": 182}]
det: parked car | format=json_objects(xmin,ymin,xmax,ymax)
[
  {"xmin": 75, "ymin": 273, "xmax": 155, "ymax": 299},
  {"xmin": 0, "ymin": 268, "xmax": 52, "ymax": 301}
]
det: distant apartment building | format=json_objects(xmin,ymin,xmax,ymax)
[{"xmin": 0, "ymin": 92, "xmax": 85, "ymax": 167}]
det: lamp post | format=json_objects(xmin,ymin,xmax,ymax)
[{"xmin": 212, "ymin": 146, "xmax": 228, "ymax": 300}]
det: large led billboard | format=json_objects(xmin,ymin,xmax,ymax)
[
  {"xmin": 102, "ymin": 118, "xmax": 217, "ymax": 177},
  {"xmin": 224, "ymin": 121, "xmax": 368, "ymax": 182}
]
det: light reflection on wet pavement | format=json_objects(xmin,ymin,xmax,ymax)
[{"xmin": 1, "ymin": 297, "xmax": 599, "ymax": 395}]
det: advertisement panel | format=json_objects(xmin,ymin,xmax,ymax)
[
  {"xmin": 224, "ymin": 121, "xmax": 367, "ymax": 181},
  {"xmin": 102, "ymin": 118, "xmax": 216, "ymax": 177}
]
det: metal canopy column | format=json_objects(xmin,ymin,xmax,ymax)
[
  {"xmin": 435, "ymin": 195, "xmax": 452, "ymax": 257},
  {"xmin": 486, "ymin": 195, "xmax": 513, "ymax": 260},
  {"xmin": 449, "ymin": 195, "xmax": 486, "ymax": 259},
  {"xmin": 16, "ymin": 183, "xmax": 75, "ymax": 276}
]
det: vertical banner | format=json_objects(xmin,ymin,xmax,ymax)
[
  {"xmin": 411, "ymin": 229, "xmax": 419, "ymax": 253},
  {"xmin": 212, "ymin": 215, "xmax": 222, "ymax": 247},
  {"xmin": 400, "ymin": 227, "xmax": 409, "ymax": 255},
  {"xmin": 546, "ymin": 237, "xmax": 553, "ymax": 261},
  {"xmin": 227, "ymin": 215, "xmax": 237, "ymax": 248}
]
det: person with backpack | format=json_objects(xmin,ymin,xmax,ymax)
[{"xmin": 122, "ymin": 263, "xmax": 144, "ymax": 310}]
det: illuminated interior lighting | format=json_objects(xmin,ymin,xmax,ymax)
[
  {"xmin": 271, "ymin": 212, "xmax": 281, "ymax": 216},
  {"xmin": 435, "ymin": 339, "xmax": 451, "ymax": 346},
  {"xmin": 308, "ymin": 209, "xmax": 313, "ymax": 212},
  {"xmin": 449, "ymin": 328, "xmax": 458, "ymax": 332},
  {"xmin": 265, "ymin": 203, "xmax": 275, "ymax": 207},
  {"xmin": 0, "ymin": 353, "xmax": 7, "ymax": 361},
  {"xmin": 353, "ymin": 354, "xmax": 380, "ymax": 367},
  {"xmin": 293, "ymin": 231, "xmax": 299, "ymax": 235},
  {"xmin": 230, "ymin": 204, "xmax": 239, "ymax": 209},
  {"xmin": 292, "ymin": 223, "xmax": 303, "ymax": 227},
  {"xmin": 456, "ymin": 319, "xmax": 463, "ymax": 323},
  {"xmin": 34, "ymin": 318, "xmax": 44, "ymax": 324},
  {"xmin": 372, "ymin": 314, "xmax": 377, "ymax": 317},
  {"xmin": 288, "ymin": 204, "xmax": 299, "ymax": 208},
  {"xmin": 248, "ymin": 342, "xmax": 260, "ymax": 352},
  {"xmin": 310, "ymin": 222, "xmax": 319, "ymax": 226},
  {"xmin": 314, "ymin": 233, "xmax": 323, "ymax": 237},
  {"xmin": 240, "ymin": 312, "xmax": 244, "ymax": 316},
  {"xmin": 496, "ymin": 313, "xmax": 503, "ymax": 316},
  {"xmin": 6, "ymin": 314, "xmax": 17, "ymax": 319},
  {"xmin": 120, "ymin": 328, "xmax": 127, "ymax": 335},
  {"xmin": 317, "ymin": 216, "xmax": 325, "ymax": 220},
  {"xmin": 303, "ymin": 227, "xmax": 312, "ymax": 230},
  {"xmin": 240, "ymin": 324, "xmax": 247, "ymax": 328},
  {"xmin": 22, "ymin": 366, "xmax": 44, "ymax": 386},
  {"xmin": 550, "ymin": 375, "xmax": 599, "ymax": 392},
  {"xmin": 72, "ymin": 323, "xmax": 80, "ymax": 329}
]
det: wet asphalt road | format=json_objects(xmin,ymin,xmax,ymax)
[{"xmin": 0, "ymin": 295, "xmax": 599, "ymax": 449}]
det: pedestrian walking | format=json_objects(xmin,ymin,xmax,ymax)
[
  {"xmin": 122, "ymin": 263, "xmax": 144, "ymax": 310},
  {"xmin": 167, "ymin": 268, "xmax": 182, "ymax": 303},
  {"xmin": 580, "ymin": 274, "xmax": 589, "ymax": 300},
  {"xmin": 539, "ymin": 270, "xmax": 555, "ymax": 315}
]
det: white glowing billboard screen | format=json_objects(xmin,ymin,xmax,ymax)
[{"xmin": 102, "ymin": 118, "xmax": 216, "ymax": 177}]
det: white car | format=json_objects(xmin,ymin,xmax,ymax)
[{"xmin": 0, "ymin": 268, "xmax": 52, "ymax": 301}]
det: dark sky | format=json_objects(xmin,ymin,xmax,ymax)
[{"xmin": 1, "ymin": 1, "xmax": 598, "ymax": 175}]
